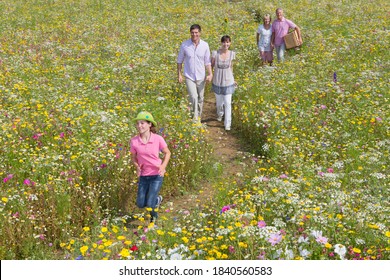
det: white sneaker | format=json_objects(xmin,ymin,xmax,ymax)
[
  {"xmin": 225, "ymin": 127, "xmax": 231, "ymax": 131},
  {"xmin": 217, "ymin": 116, "xmax": 222, "ymax": 122},
  {"xmin": 156, "ymin": 195, "xmax": 163, "ymax": 207}
]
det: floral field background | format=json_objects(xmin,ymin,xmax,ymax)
[{"xmin": 0, "ymin": 0, "xmax": 389, "ymax": 260}]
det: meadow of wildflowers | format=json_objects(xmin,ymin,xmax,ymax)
[{"xmin": 0, "ymin": 0, "xmax": 389, "ymax": 260}]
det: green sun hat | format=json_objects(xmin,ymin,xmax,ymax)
[{"xmin": 133, "ymin": 111, "xmax": 157, "ymax": 126}]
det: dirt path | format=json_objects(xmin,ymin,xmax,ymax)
[{"xmin": 201, "ymin": 92, "xmax": 247, "ymax": 177}]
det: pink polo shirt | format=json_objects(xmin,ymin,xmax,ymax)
[
  {"xmin": 272, "ymin": 17, "xmax": 297, "ymax": 46},
  {"xmin": 130, "ymin": 133, "xmax": 168, "ymax": 176}
]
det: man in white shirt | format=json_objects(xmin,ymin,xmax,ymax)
[{"xmin": 177, "ymin": 24, "xmax": 213, "ymax": 122}]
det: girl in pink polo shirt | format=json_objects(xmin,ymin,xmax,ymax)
[{"xmin": 130, "ymin": 111, "xmax": 171, "ymax": 222}]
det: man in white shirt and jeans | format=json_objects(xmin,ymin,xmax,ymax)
[{"xmin": 177, "ymin": 24, "xmax": 213, "ymax": 122}]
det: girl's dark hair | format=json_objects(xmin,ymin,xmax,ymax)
[
  {"xmin": 149, "ymin": 123, "xmax": 157, "ymax": 133},
  {"xmin": 190, "ymin": 24, "xmax": 201, "ymax": 32},
  {"xmin": 221, "ymin": 35, "xmax": 231, "ymax": 42}
]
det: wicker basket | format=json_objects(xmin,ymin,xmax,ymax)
[{"xmin": 283, "ymin": 30, "xmax": 302, "ymax": 49}]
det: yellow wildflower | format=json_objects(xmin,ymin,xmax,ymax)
[
  {"xmin": 182, "ymin": 237, "xmax": 189, "ymax": 243},
  {"xmin": 353, "ymin": 248, "xmax": 361, "ymax": 254},
  {"xmin": 80, "ymin": 246, "xmax": 88, "ymax": 256},
  {"xmin": 120, "ymin": 248, "xmax": 130, "ymax": 258}
]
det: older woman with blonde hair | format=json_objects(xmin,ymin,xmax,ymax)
[{"xmin": 256, "ymin": 14, "xmax": 273, "ymax": 66}]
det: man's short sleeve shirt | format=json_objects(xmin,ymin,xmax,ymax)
[{"xmin": 272, "ymin": 18, "xmax": 296, "ymax": 46}]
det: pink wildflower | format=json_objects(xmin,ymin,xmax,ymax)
[
  {"xmin": 220, "ymin": 204, "xmax": 236, "ymax": 213},
  {"xmin": 3, "ymin": 174, "xmax": 13, "ymax": 183},
  {"xmin": 257, "ymin": 220, "xmax": 266, "ymax": 228},
  {"xmin": 23, "ymin": 179, "xmax": 35, "ymax": 186},
  {"xmin": 268, "ymin": 233, "xmax": 282, "ymax": 246},
  {"xmin": 316, "ymin": 236, "xmax": 328, "ymax": 244},
  {"xmin": 32, "ymin": 133, "xmax": 42, "ymax": 140}
]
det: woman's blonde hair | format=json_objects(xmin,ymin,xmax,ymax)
[{"xmin": 263, "ymin": 14, "xmax": 271, "ymax": 22}]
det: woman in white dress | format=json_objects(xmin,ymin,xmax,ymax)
[
  {"xmin": 211, "ymin": 35, "xmax": 236, "ymax": 131},
  {"xmin": 256, "ymin": 14, "xmax": 273, "ymax": 66}
]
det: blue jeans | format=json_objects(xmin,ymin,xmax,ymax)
[
  {"xmin": 136, "ymin": 175, "xmax": 163, "ymax": 219},
  {"xmin": 275, "ymin": 43, "xmax": 286, "ymax": 62}
]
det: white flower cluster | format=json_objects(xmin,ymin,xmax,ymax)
[
  {"xmin": 370, "ymin": 172, "xmax": 386, "ymax": 179},
  {"xmin": 251, "ymin": 176, "xmax": 267, "ymax": 184},
  {"xmin": 216, "ymin": 227, "xmax": 231, "ymax": 235},
  {"xmin": 155, "ymin": 244, "xmax": 194, "ymax": 260}
]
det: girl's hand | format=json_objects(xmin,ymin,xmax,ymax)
[{"xmin": 158, "ymin": 166, "xmax": 166, "ymax": 177}]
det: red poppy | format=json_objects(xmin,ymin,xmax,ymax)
[{"xmin": 130, "ymin": 245, "xmax": 138, "ymax": 252}]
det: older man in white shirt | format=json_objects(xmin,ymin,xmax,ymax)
[{"xmin": 177, "ymin": 24, "xmax": 213, "ymax": 122}]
